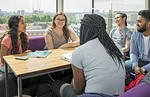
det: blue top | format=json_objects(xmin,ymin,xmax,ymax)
[{"xmin": 130, "ymin": 32, "xmax": 150, "ymax": 71}]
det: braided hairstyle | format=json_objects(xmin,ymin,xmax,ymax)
[
  {"xmin": 8, "ymin": 15, "xmax": 28, "ymax": 54},
  {"xmin": 80, "ymin": 14, "xmax": 124, "ymax": 67}
]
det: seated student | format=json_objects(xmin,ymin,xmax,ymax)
[
  {"xmin": 109, "ymin": 12, "xmax": 132, "ymax": 60},
  {"xmin": 44, "ymin": 12, "xmax": 80, "ymax": 83},
  {"xmin": 51, "ymin": 14, "xmax": 125, "ymax": 97},
  {"xmin": 0, "ymin": 15, "xmax": 37, "ymax": 97},
  {"xmin": 44, "ymin": 12, "xmax": 80, "ymax": 50},
  {"xmin": 125, "ymin": 10, "xmax": 150, "ymax": 75},
  {"xmin": 0, "ymin": 15, "xmax": 29, "ymax": 72}
]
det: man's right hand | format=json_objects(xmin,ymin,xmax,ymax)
[{"xmin": 134, "ymin": 66, "xmax": 145, "ymax": 75}]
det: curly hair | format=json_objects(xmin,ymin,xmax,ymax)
[
  {"xmin": 80, "ymin": 14, "xmax": 124, "ymax": 67},
  {"xmin": 50, "ymin": 12, "xmax": 70, "ymax": 42},
  {"xmin": 7, "ymin": 15, "xmax": 28, "ymax": 54}
]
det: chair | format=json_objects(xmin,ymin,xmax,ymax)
[
  {"xmin": 29, "ymin": 36, "xmax": 45, "ymax": 52},
  {"xmin": 119, "ymin": 82, "xmax": 150, "ymax": 97}
]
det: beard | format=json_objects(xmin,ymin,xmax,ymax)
[{"xmin": 137, "ymin": 24, "xmax": 147, "ymax": 33}]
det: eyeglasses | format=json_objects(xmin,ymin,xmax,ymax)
[{"xmin": 56, "ymin": 18, "xmax": 65, "ymax": 22}]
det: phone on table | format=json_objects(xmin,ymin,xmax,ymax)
[{"xmin": 15, "ymin": 56, "xmax": 28, "ymax": 60}]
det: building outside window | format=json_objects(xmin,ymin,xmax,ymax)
[
  {"xmin": 0, "ymin": 0, "xmax": 56, "ymax": 36},
  {"xmin": 94, "ymin": 0, "xmax": 145, "ymax": 33},
  {"xmin": 0, "ymin": 0, "xmax": 146, "ymax": 36},
  {"xmin": 64, "ymin": 0, "xmax": 92, "ymax": 36}
]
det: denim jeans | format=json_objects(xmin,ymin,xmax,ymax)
[{"xmin": 125, "ymin": 59, "xmax": 150, "ymax": 73}]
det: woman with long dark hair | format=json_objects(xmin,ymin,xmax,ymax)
[
  {"xmin": 0, "ymin": 15, "xmax": 29, "ymax": 72},
  {"xmin": 0, "ymin": 15, "xmax": 38, "ymax": 97}
]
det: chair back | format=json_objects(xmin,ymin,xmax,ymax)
[
  {"xmin": 29, "ymin": 36, "xmax": 45, "ymax": 52},
  {"xmin": 119, "ymin": 82, "xmax": 150, "ymax": 97}
]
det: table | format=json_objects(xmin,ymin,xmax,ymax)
[{"xmin": 4, "ymin": 48, "xmax": 74, "ymax": 97}]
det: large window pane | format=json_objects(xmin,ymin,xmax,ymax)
[
  {"xmin": 0, "ymin": 0, "xmax": 56, "ymax": 36},
  {"xmin": 94, "ymin": 0, "xmax": 145, "ymax": 33},
  {"xmin": 64, "ymin": 0, "xmax": 92, "ymax": 36}
]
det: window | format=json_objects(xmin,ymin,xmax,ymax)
[
  {"xmin": 64, "ymin": 0, "xmax": 92, "ymax": 36},
  {"xmin": 0, "ymin": 0, "xmax": 56, "ymax": 36},
  {"xmin": 0, "ymin": 0, "xmax": 147, "ymax": 36},
  {"xmin": 94, "ymin": 0, "xmax": 145, "ymax": 33}
]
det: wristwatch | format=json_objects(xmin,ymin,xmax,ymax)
[
  {"xmin": 141, "ymin": 67, "xmax": 147, "ymax": 74},
  {"xmin": 141, "ymin": 67, "xmax": 145, "ymax": 72}
]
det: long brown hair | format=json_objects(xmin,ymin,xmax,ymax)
[
  {"xmin": 50, "ymin": 12, "xmax": 70, "ymax": 42},
  {"xmin": 7, "ymin": 15, "xmax": 28, "ymax": 54}
]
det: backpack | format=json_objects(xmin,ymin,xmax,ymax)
[{"xmin": 125, "ymin": 74, "xmax": 145, "ymax": 91}]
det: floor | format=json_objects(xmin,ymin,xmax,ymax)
[
  {"xmin": 0, "ymin": 70, "xmax": 72, "ymax": 97},
  {"xmin": 20, "ymin": 83, "xmax": 53, "ymax": 97},
  {"xmin": 36, "ymin": 83, "xmax": 52, "ymax": 97},
  {"xmin": 0, "ymin": 71, "xmax": 54, "ymax": 97}
]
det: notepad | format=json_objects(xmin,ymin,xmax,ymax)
[
  {"xmin": 60, "ymin": 53, "xmax": 72, "ymax": 62},
  {"xmin": 28, "ymin": 50, "xmax": 52, "ymax": 58}
]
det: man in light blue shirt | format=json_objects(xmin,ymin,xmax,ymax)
[{"xmin": 125, "ymin": 10, "xmax": 150, "ymax": 75}]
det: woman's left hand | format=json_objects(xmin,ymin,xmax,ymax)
[
  {"xmin": 59, "ymin": 44, "xmax": 68, "ymax": 49},
  {"xmin": 24, "ymin": 50, "xmax": 32, "ymax": 53}
]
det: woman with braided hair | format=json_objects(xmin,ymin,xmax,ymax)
[{"xmin": 51, "ymin": 14, "xmax": 125, "ymax": 97}]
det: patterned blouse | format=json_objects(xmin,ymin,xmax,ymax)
[
  {"xmin": 47, "ymin": 29, "xmax": 67, "ymax": 49},
  {"xmin": 110, "ymin": 27, "xmax": 132, "ymax": 48}
]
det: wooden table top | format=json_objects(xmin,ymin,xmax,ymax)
[{"xmin": 3, "ymin": 48, "xmax": 74, "ymax": 77}]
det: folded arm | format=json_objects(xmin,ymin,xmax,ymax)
[{"xmin": 59, "ymin": 29, "xmax": 80, "ymax": 49}]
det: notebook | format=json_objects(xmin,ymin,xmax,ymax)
[
  {"xmin": 28, "ymin": 50, "xmax": 52, "ymax": 58},
  {"xmin": 60, "ymin": 53, "xmax": 72, "ymax": 62}
]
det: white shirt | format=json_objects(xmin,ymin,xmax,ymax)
[{"xmin": 143, "ymin": 35, "xmax": 150, "ymax": 60}]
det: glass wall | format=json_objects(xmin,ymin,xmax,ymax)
[
  {"xmin": 94, "ymin": 0, "xmax": 145, "ymax": 33},
  {"xmin": 0, "ymin": 0, "xmax": 147, "ymax": 36},
  {"xmin": 64, "ymin": 0, "xmax": 92, "ymax": 36},
  {"xmin": 0, "ymin": 0, "xmax": 56, "ymax": 36}
]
